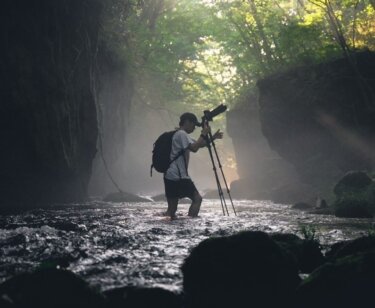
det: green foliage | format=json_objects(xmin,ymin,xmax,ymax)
[
  {"xmin": 299, "ymin": 224, "xmax": 318, "ymax": 242},
  {"xmin": 99, "ymin": 0, "xmax": 375, "ymax": 116}
]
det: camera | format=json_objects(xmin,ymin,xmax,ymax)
[{"xmin": 196, "ymin": 104, "xmax": 227, "ymax": 127}]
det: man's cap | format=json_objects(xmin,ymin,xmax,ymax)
[{"xmin": 180, "ymin": 112, "xmax": 199, "ymax": 125}]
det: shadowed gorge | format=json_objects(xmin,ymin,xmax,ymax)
[
  {"xmin": 1, "ymin": 1, "xmax": 375, "ymax": 307},
  {"xmin": 0, "ymin": 0, "xmax": 101, "ymax": 207}
]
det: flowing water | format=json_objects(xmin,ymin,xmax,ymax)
[{"xmin": 0, "ymin": 199, "xmax": 373, "ymax": 292}]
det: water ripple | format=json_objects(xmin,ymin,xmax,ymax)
[{"xmin": 0, "ymin": 199, "xmax": 373, "ymax": 291}]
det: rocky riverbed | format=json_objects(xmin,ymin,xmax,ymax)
[{"xmin": 0, "ymin": 199, "xmax": 373, "ymax": 292}]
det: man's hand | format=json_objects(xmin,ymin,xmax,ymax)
[{"xmin": 212, "ymin": 129, "xmax": 224, "ymax": 140}]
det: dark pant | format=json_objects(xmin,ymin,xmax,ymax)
[{"xmin": 164, "ymin": 178, "xmax": 198, "ymax": 200}]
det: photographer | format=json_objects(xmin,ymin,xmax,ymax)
[{"xmin": 164, "ymin": 112, "xmax": 223, "ymax": 219}]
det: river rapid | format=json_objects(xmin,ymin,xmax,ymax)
[{"xmin": 0, "ymin": 199, "xmax": 373, "ymax": 292}]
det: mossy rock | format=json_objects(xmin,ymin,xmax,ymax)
[
  {"xmin": 334, "ymin": 198, "xmax": 373, "ymax": 218},
  {"xmin": 333, "ymin": 171, "xmax": 372, "ymax": 198},
  {"xmin": 325, "ymin": 236, "xmax": 375, "ymax": 261},
  {"xmin": 271, "ymin": 233, "xmax": 325, "ymax": 273},
  {"xmin": 296, "ymin": 251, "xmax": 375, "ymax": 307}
]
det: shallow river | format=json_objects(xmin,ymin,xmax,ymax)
[{"xmin": 0, "ymin": 199, "xmax": 373, "ymax": 292}]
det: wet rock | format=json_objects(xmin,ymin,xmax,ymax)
[
  {"xmin": 104, "ymin": 286, "xmax": 181, "ymax": 308},
  {"xmin": 103, "ymin": 192, "xmax": 151, "ymax": 203},
  {"xmin": 333, "ymin": 172, "xmax": 375, "ymax": 218},
  {"xmin": 0, "ymin": 268, "xmax": 105, "ymax": 308},
  {"xmin": 333, "ymin": 171, "xmax": 373, "ymax": 198},
  {"xmin": 49, "ymin": 221, "xmax": 83, "ymax": 232},
  {"xmin": 202, "ymin": 189, "xmax": 221, "ymax": 199},
  {"xmin": 316, "ymin": 198, "xmax": 328, "ymax": 208},
  {"xmin": 296, "ymin": 251, "xmax": 375, "ymax": 308},
  {"xmin": 334, "ymin": 198, "xmax": 373, "ymax": 218},
  {"xmin": 151, "ymin": 193, "xmax": 167, "ymax": 201},
  {"xmin": 292, "ymin": 202, "xmax": 314, "ymax": 211},
  {"xmin": 309, "ymin": 207, "xmax": 334, "ymax": 215},
  {"xmin": 325, "ymin": 236, "xmax": 375, "ymax": 261},
  {"xmin": 270, "ymin": 233, "xmax": 325, "ymax": 273},
  {"xmin": 181, "ymin": 231, "xmax": 300, "ymax": 308},
  {"xmin": 152, "ymin": 193, "xmax": 191, "ymax": 204}
]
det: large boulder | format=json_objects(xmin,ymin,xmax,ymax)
[
  {"xmin": 181, "ymin": 231, "xmax": 300, "ymax": 308},
  {"xmin": 257, "ymin": 51, "xmax": 375, "ymax": 196},
  {"xmin": 333, "ymin": 171, "xmax": 373, "ymax": 198},
  {"xmin": 296, "ymin": 251, "xmax": 375, "ymax": 308},
  {"xmin": 325, "ymin": 235, "xmax": 375, "ymax": 261},
  {"xmin": 333, "ymin": 172, "xmax": 375, "ymax": 218},
  {"xmin": 0, "ymin": 268, "xmax": 104, "ymax": 308},
  {"xmin": 270, "ymin": 233, "xmax": 325, "ymax": 273}
]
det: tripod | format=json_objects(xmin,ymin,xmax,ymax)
[{"xmin": 203, "ymin": 128, "xmax": 237, "ymax": 216}]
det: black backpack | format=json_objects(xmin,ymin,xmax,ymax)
[{"xmin": 150, "ymin": 130, "xmax": 184, "ymax": 176}]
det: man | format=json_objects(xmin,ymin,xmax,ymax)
[{"xmin": 164, "ymin": 112, "xmax": 223, "ymax": 219}]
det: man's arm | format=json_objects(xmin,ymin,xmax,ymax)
[
  {"xmin": 188, "ymin": 135, "xmax": 207, "ymax": 153},
  {"xmin": 188, "ymin": 127, "xmax": 224, "ymax": 153}
]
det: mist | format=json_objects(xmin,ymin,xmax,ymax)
[{"xmin": 89, "ymin": 102, "xmax": 239, "ymax": 198}]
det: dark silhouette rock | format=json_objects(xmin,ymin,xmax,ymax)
[
  {"xmin": 271, "ymin": 233, "xmax": 325, "ymax": 273},
  {"xmin": 257, "ymin": 51, "xmax": 375, "ymax": 197},
  {"xmin": 0, "ymin": 268, "xmax": 105, "ymax": 308},
  {"xmin": 325, "ymin": 236, "xmax": 375, "ymax": 261},
  {"xmin": 315, "ymin": 197, "xmax": 328, "ymax": 208},
  {"xmin": 181, "ymin": 231, "xmax": 300, "ymax": 308},
  {"xmin": 104, "ymin": 286, "xmax": 181, "ymax": 308},
  {"xmin": 333, "ymin": 171, "xmax": 373, "ymax": 198},
  {"xmin": 296, "ymin": 251, "xmax": 375, "ymax": 308},
  {"xmin": 103, "ymin": 192, "xmax": 151, "ymax": 203}
]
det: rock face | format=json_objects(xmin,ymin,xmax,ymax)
[
  {"xmin": 89, "ymin": 50, "xmax": 134, "ymax": 196},
  {"xmin": 227, "ymin": 96, "xmax": 315, "ymax": 204},
  {"xmin": 181, "ymin": 231, "xmax": 300, "ymax": 308},
  {"xmin": 0, "ymin": 1, "xmax": 102, "ymax": 207},
  {"xmin": 257, "ymin": 51, "xmax": 375, "ymax": 195}
]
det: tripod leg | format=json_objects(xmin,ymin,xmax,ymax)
[{"xmin": 209, "ymin": 133, "xmax": 237, "ymax": 216}]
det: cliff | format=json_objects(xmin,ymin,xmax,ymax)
[
  {"xmin": 257, "ymin": 51, "xmax": 375, "ymax": 196},
  {"xmin": 0, "ymin": 0, "xmax": 102, "ymax": 207}
]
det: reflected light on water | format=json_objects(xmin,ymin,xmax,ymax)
[{"xmin": 0, "ymin": 199, "xmax": 373, "ymax": 291}]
